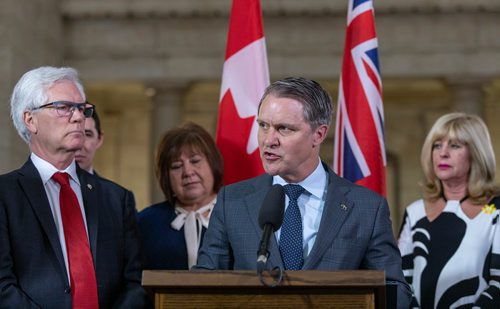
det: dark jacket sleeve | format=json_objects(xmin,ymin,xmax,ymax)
[
  {"xmin": 0, "ymin": 198, "xmax": 41, "ymax": 308},
  {"xmin": 362, "ymin": 196, "xmax": 412, "ymax": 309},
  {"xmin": 194, "ymin": 187, "xmax": 234, "ymax": 270},
  {"xmin": 109, "ymin": 189, "xmax": 152, "ymax": 308}
]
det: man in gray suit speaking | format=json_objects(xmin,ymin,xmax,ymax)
[{"xmin": 195, "ymin": 77, "xmax": 411, "ymax": 307}]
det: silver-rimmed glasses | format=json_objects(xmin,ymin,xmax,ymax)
[{"xmin": 32, "ymin": 101, "xmax": 95, "ymax": 118}]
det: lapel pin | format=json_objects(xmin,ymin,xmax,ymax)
[
  {"xmin": 87, "ymin": 184, "xmax": 93, "ymax": 190},
  {"xmin": 340, "ymin": 203, "xmax": 348, "ymax": 211}
]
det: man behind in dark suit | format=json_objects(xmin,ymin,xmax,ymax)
[
  {"xmin": 195, "ymin": 77, "xmax": 411, "ymax": 307},
  {"xmin": 75, "ymin": 108, "xmax": 137, "ymax": 212},
  {"xmin": 0, "ymin": 66, "xmax": 150, "ymax": 308},
  {"xmin": 75, "ymin": 106, "xmax": 104, "ymax": 175}
]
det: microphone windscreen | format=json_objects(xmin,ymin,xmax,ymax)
[{"xmin": 258, "ymin": 184, "xmax": 285, "ymax": 231}]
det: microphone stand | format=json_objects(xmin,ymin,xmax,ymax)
[
  {"xmin": 256, "ymin": 184, "xmax": 286, "ymax": 287},
  {"xmin": 257, "ymin": 253, "xmax": 283, "ymax": 287}
]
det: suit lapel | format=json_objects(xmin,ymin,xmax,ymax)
[
  {"xmin": 303, "ymin": 170, "xmax": 353, "ymax": 269},
  {"xmin": 243, "ymin": 175, "xmax": 284, "ymax": 268},
  {"xmin": 18, "ymin": 160, "xmax": 68, "ymax": 282},
  {"xmin": 78, "ymin": 168, "xmax": 99, "ymax": 262},
  {"xmin": 267, "ymin": 226, "xmax": 283, "ymax": 267}
]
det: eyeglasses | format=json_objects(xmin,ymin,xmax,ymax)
[{"xmin": 32, "ymin": 101, "xmax": 95, "ymax": 118}]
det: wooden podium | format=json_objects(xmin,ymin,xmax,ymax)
[{"xmin": 142, "ymin": 270, "xmax": 385, "ymax": 308}]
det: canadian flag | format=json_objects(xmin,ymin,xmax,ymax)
[{"xmin": 216, "ymin": 0, "xmax": 269, "ymax": 185}]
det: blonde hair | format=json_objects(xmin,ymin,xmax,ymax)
[{"xmin": 420, "ymin": 112, "xmax": 500, "ymax": 204}]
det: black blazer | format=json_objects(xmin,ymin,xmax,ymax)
[{"xmin": 0, "ymin": 159, "xmax": 150, "ymax": 308}]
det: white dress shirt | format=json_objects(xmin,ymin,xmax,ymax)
[
  {"xmin": 31, "ymin": 153, "xmax": 89, "ymax": 283},
  {"xmin": 273, "ymin": 158, "xmax": 328, "ymax": 261}
]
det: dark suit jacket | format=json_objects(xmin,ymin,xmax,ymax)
[
  {"xmin": 137, "ymin": 201, "xmax": 208, "ymax": 270},
  {"xmin": 196, "ymin": 163, "xmax": 411, "ymax": 307},
  {"xmin": 93, "ymin": 170, "xmax": 138, "ymax": 216},
  {"xmin": 0, "ymin": 159, "xmax": 150, "ymax": 308}
]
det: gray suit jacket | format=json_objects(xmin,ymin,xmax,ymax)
[
  {"xmin": 196, "ymin": 163, "xmax": 411, "ymax": 307},
  {"xmin": 0, "ymin": 159, "xmax": 151, "ymax": 308}
]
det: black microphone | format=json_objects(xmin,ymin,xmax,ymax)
[{"xmin": 257, "ymin": 184, "xmax": 285, "ymax": 271}]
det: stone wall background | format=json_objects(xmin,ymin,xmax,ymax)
[{"xmin": 2, "ymin": 0, "xmax": 500, "ymax": 232}]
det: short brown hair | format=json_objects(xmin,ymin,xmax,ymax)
[{"xmin": 155, "ymin": 122, "xmax": 224, "ymax": 204}]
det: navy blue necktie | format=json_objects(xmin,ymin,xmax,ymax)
[{"xmin": 279, "ymin": 184, "xmax": 305, "ymax": 270}]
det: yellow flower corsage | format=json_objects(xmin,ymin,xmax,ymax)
[{"xmin": 482, "ymin": 204, "xmax": 497, "ymax": 214}]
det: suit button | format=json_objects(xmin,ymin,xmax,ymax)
[{"xmin": 65, "ymin": 287, "xmax": 71, "ymax": 294}]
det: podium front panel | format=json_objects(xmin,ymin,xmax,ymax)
[{"xmin": 143, "ymin": 270, "xmax": 385, "ymax": 308}]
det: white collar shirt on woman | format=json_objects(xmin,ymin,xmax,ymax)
[{"xmin": 171, "ymin": 198, "xmax": 216, "ymax": 269}]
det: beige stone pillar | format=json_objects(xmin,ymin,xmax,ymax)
[
  {"xmin": 446, "ymin": 78, "xmax": 487, "ymax": 118},
  {"xmin": 0, "ymin": 0, "xmax": 63, "ymax": 173},
  {"xmin": 148, "ymin": 82, "xmax": 188, "ymax": 203}
]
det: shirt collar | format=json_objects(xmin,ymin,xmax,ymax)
[
  {"xmin": 31, "ymin": 153, "xmax": 80, "ymax": 186},
  {"xmin": 273, "ymin": 158, "xmax": 327, "ymax": 199}
]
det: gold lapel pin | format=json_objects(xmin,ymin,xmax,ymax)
[
  {"xmin": 340, "ymin": 203, "xmax": 348, "ymax": 211},
  {"xmin": 87, "ymin": 184, "xmax": 93, "ymax": 190}
]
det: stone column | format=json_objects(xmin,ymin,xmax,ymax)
[
  {"xmin": 0, "ymin": 0, "xmax": 63, "ymax": 173},
  {"xmin": 147, "ymin": 82, "xmax": 189, "ymax": 203},
  {"xmin": 446, "ymin": 78, "xmax": 488, "ymax": 118}
]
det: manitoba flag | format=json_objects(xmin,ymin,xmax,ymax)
[
  {"xmin": 216, "ymin": 0, "xmax": 269, "ymax": 185},
  {"xmin": 333, "ymin": 0, "xmax": 387, "ymax": 196}
]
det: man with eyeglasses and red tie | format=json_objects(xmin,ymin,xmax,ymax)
[{"xmin": 0, "ymin": 66, "xmax": 151, "ymax": 308}]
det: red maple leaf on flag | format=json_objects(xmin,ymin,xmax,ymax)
[
  {"xmin": 216, "ymin": 0, "xmax": 268, "ymax": 185},
  {"xmin": 216, "ymin": 90, "xmax": 263, "ymax": 183}
]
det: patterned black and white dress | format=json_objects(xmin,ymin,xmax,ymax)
[{"xmin": 398, "ymin": 196, "xmax": 500, "ymax": 308}]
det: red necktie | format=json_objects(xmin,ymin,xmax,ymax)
[{"xmin": 52, "ymin": 172, "xmax": 99, "ymax": 309}]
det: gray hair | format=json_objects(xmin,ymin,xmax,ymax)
[
  {"xmin": 10, "ymin": 66, "xmax": 86, "ymax": 143},
  {"xmin": 258, "ymin": 77, "xmax": 333, "ymax": 129}
]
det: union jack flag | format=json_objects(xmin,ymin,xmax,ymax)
[{"xmin": 333, "ymin": 0, "xmax": 386, "ymax": 196}]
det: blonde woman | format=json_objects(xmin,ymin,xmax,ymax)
[{"xmin": 399, "ymin": 112, "xmax": 500, "ymax": 308}]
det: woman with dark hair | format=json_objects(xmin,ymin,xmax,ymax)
[
  {"xmin": 398, "ymin": 112, "xmax": 500, "ymax": 308},
  {"xmin": 138, "ymin": 122, "xmax": 223, "ymax": 269}
]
